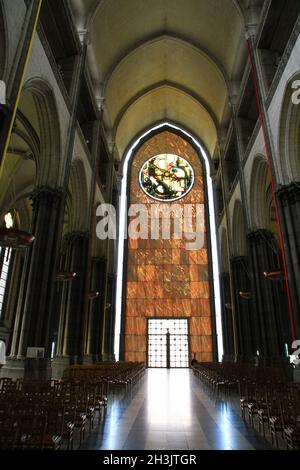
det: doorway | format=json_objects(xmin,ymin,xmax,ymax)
[{"xmin": 147, "ymin": 319, "xmax": 189, "ymax": 368}]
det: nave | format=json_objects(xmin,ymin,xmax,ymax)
[{"xmin": 82, "ymin": 369, "xmax": 270, "ymax": 451}]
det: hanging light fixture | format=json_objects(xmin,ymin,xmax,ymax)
[
  {"xmin": 239, "ymin": 291, "xmax": 252, "ymax": 300},
  {"xmin": 263, "ymin": 270, "xmax": 285, "ymax": 281},
  {"xmin": 56, "ymin": 271, "xmax": 76, "ymax": 282},
  {"xmin": 88, "ymin": 291, "xmax": 99, "ymax": 300},
  {"xmin": 0, "ymin": 212, "xmax": 34, "ymax": 249}
]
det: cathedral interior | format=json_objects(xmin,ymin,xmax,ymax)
[{"xmin": 0, "ymin": 0, "xmax": 300, "ymax": 453}]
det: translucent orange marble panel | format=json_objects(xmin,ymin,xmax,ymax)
[
  {"xmin": 190, "ymin": 317, "xmax": 203, "ymax": 336},
  {"xmin": 125, "ymin": 352, "xmax": 146, "ymax": 362},
  {"xmin": 199, "ymin": 317, "xmax": 212, "ymax": 336},
  {"xmin": 163, "ymin": 265, "xmax": 190, "ymax": 282},
  {"xmin": 190, "ymin": 282, "xmax": 210, "ymax": 299},
  {"xmin": 127, "ymin": 249, "xmax": 136, "ymax": 265},
  {"xmin": 136, "ymin": 300, "xmax": 156, "ymax": 317},
  {"xmin": 135, "ymin": 250, "xmax": 152, "ymax": 265},
  {"xmin": 125, "ymin": 335, "xmax": 147, "ymax": 352},
  {"xmin": 124, "ymin": 131, "xmax": 213, "ymax": 362},
  {"xmin": 137, "ymin": 265, "xmax": 160, "ymax": 282},
  {"xmin": 171, "ymin": 249, "xmax": 181, "ymax": 265},
  {"xmin": 188, "ymin": 250, "xmax": 208, "ymax": 265},
  {"xmin": 153, "ymin": 249, "xmax": 173, "ymax": 265},
  {"xmin": 144, "ymin": 283, "xmax": 164, "ymax": 299},
  {"xmin": 190, "ymin": 336, "xmax": 202, "ymax": 353},
  {"xmin": 189, "ymin": 265, "xmax": 209, "ymax": 282},
  {"xmin": 128, "ymin": 238, "xmax": 139, "ymax": 249},
  {"xmin": 201, "ymin": 335, "xmax": 213, "ymax": 353},
  {"xmin": 126, "ymin": 300, "xmax": 138, "ymax": 317},
  {"xmin": 126, "ymin": 282, "xmax": 138, "ymax": 299},
  {"xmin": 164, "ymin": 282, "xmax": 190, "ymax": 299},
  {"xmin": 199, "ymin": 352, "xmax": 213, "ymax": 362},
  {"xmin": 191, "ymin": 299, "xmax": 212, "ymax": 316},
  {"xmin": 132, "ymin": 283, "xmax": 164, "ymax": 300},
  {"xmin": 125, "ymin": 317, "xmax": 146, "ymax": 335},
  {"xmin": 127, "ymin": 265, "xmax": 137, "ymax": 281},
  {"xmin": 153, "ymin": 299, "xmax": 192, "ymax": 317}
]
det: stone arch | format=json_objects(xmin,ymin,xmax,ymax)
[
  {"xmin": 21, "ymin": 78, "xmax": 62, "ymax": 187},
  {"xmin": 278, "ymin": 72, "xmax": 300, "ymax": 183},
  {"xmin": 249, "ymin": 155, "xmax": 270, "ymax": 230},
  {"xmin": 120, "ymin": 120, "xmax": 215, "ymax": 178},
  {"xmin": 232, "ymin": 199, "xmax": 247, "ymax": 257},
  {"xmin": 68, "ymin": 159, "xmax": 89, "ymax": 232},
  {"xmin": 249, "ymin": 155, "xmax": 279, "ymax": 241}
]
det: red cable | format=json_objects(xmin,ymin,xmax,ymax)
[{"xmin": 246, "ymin": 37, "xmax": 296, "ymax": 340}]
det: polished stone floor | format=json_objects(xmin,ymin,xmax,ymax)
[{"xmin": 82, "ymin": 369, "xmax": 271, "ymax": 451}]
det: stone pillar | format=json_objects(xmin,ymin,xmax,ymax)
[
  {"xmin": 15, "ymin": 187, "xmax": 62, "ymax": 359},
  {"xmin": 62, "ymin": 232, "xmax": 89, "ymax": 364},
  {"xmin": 4, "ymin": 188, "xmax": 62, "ymax": 380},
  {"xmin": 103, "ymin": 273, "xmax": 116, "ymax": 361},
  {"xmin": 220, "ymin": 272, "xmax": 234, "ymax": 361},
  {"xmin": 86, "ymin": 257, "xmax": 106, "ymax": 362},
  {"xmin": 277, "ymin": 183, "xmax": 300, "ymax": 339},
  {"xmin": 231, "ymin": 257, "xmax": 256, "ymax": 362},
  {"xmin": 247, "ymin": 230, "xmax": 291, "ymax": 365}
]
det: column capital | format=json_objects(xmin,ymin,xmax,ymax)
[
  {"xmin": 228, "ymin": 80, "xmax": 241, "ymax": 108},
  {"xmin": 247, "ymin": 229, "xmax": 275, "ymax": 242},
  {"xmin": 244, "ymin": 5, "xmax": 260, "ymax": 41},
  {"xmin": 96, "ymin": 96, "xmax": 105, "ymax": 112},
  {"xmin": 78, "ymin": 29, "xmax": 90, "ymax": 46},
  {"xmin": 245, "ymin": 26, "xmax": 257, "ymax": 42},
  {"xmin": 31, "ymin": 185, "xmax": 64, "ymax": 204},
  {"xmin": 277, "ymin": 182, "xmax": 300, "ymax": 203}
]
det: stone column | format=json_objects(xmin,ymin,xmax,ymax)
[
  {"xmin": 4, "ymin": 187, "xmax": 62, "ymax": 380},
  {"xmin": 62, "ymin": 232, "xmax": 89, "ymax": 364},
  {"xmin": 247, "ymin": 230, "xmax": 291, "ymax": 365},
  {"xmin": 231, "ymin": 257, "xmax": 256, "ymax": 362},
  {"xmin": 86, "ymin": 257, "xmax": 106, "ymax": 362},
  {"xmin": 103, "ymin": 273, "xmax": 116, "ymax": 361},
  {"xmin": 16, "ymin": 187, "xmax": 62, "ymax": 357},
  {"xmin": 277, "ymin": 183, "xmax": 300, "ymax": 339},
  {"xmin": 220, "ymin": 272, "xmax": 234, "ymax": 361}
]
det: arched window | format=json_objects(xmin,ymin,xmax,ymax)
[{"xmin": 115, "ymin": 123, "xmax": 223, "ymax": 363}]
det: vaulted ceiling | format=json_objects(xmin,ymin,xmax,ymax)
[{"xmin": 70, "ymin": 0, "xmax": 260, "ymax": 159}]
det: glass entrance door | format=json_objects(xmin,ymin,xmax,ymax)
[{"xmin": 147, "ymin": 319, "xmax": 189, "ymax": 368}]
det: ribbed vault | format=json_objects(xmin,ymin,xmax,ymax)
[{"xmin": 70, "ymin": 0, "xmax": 250, "ymax": 159}]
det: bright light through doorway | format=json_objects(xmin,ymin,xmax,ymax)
[{"xmin": 148, "ymin": 319, "xmax": 189, "ymax": 368}]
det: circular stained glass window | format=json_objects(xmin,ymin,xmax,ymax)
[{"xmin": 139, "ymin": 154, "xmax": 194, "ymax": 202}]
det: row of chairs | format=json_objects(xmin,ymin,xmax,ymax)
[
  {"xmin": 0, "ymin": 361, "xmax": 145, "ymax": 450},
  {"xmin": 63, "ymin": 361, "xmax": 146, "ymax": 393},
  {"xmin": 193, "ymin": 362, "xmax": 300, "ymax": 450}
]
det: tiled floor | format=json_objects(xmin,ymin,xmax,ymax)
[{"xmin": 82, "ymin": 369, "xmax": 271, "ymax": 450}]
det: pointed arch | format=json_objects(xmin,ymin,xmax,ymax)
[
  {"xmin": 114, "ymin": 121, "xmax": 223, "ymax": 362},
  {"xmin": 278, "ymin": 73, "xmax": 300, "ymax": 183},
  {"xmin": 22, "ymin": 78, "xmax": 62, "ymax": 187}
]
